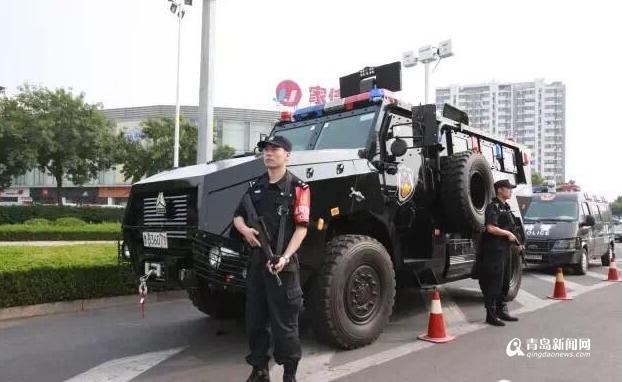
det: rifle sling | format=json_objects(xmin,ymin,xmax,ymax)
[{"xmin": 275, "ymin": 172, "xmax": 292, "ymax": 259}]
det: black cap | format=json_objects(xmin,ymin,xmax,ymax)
[
  {"xmin": 494, "ymin": 179, "xmax": 517, "ymax": 191},
  {"xmin": 257, "ymin": 135, "xmax": 292, "ymax": 152}
]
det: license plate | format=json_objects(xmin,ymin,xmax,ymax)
[
  {"xmin": 524, "ymin": 254, "xmax": 542, "ymax": 261},
  {"xmin": 142, "ymin": 232, "xmax": 168, "ymax": 248}
]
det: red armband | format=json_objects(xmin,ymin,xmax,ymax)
[{"xmin": 294, "ymin": 185, "xmax": 310, "ymax": 225}]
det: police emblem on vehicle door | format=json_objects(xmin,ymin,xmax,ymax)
[
  {"xmin": 155, "ymin": 192, "xmax": 167, "ymax": 214},
  {"xmin": 396, "ymin": 165, "xmax": 415, "ymax": 205}
]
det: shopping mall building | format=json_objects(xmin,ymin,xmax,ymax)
[{"xmin": 2, "ymin": 105, "xmax": 278, "ymax": 206}]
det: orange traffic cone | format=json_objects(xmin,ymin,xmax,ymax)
[
  {"xmin": 604, "ymin": 259, "xmax": 622, "ymax": 282},
  {"xmin": 418, "ymin": 289, "xmax": 456, "ymax": 343},
  {"xmin": 548, "ymin": 267, "xmax": 573, "ymax": 300}
]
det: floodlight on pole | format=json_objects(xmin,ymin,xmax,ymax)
[
  {"xmin": 402, "ymin": 39, "xmax": 454, "ymax": 104},
  {"xmin": 168, "ymin": 0, "xmax": 191, "ymax": 168}
]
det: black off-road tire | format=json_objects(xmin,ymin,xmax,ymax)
[
  {"xmin": 505, "ymin": 247, "xmax": 523, "ymax": 301},
  {"xmin": 313, "ymin": 235, "xmax": 396, "ymax": 349},
  {"xmin": 187, "ymin": 278, "xmax": 243, "ymax": 319},
  {"xmin": 440, "ymin": 152, "xmax": 494, "ymax": 233}
]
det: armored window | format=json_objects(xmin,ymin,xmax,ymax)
[{"xmin": 315, "ymin": 112, "xmax": 376, "ymax": 150}]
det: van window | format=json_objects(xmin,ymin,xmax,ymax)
[
  {"xmin": 581, "ymin": 202, "xmax": 590, "ymax": 217},
  {"xmin": 524, "ymin": 200, "xmax": 579, "ymax": 221},
  {"xmin": 599, "ymin": 204, "xmax": 611, "ymax": 223}
]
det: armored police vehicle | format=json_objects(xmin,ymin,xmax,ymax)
[
  {"xmin": 523, "ymin": 192, "xmax": 615, "ymax": 273},
  {"xmin": 120, "ymin": 62, "xmax": 531, "ymax": 349}
]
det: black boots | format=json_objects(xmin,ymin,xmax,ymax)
[
  {"xmin": 485, "ymin": 307, "xmax": 505, "ymax": 326},
  {"xmin": 246, "ymin": 366, "xmax": 270, "ymax": 382},
  {"xmin": 497, "ymin": 304, "xmax": 519, "ymax": 322}
]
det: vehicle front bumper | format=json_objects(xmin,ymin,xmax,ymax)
[{"xmin": 523, "ymin": 248, "xmax": 582, "ymax": 266}]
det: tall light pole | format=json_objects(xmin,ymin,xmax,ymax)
[
  {"xmin": 402, "ymin": 40, "xmax": 453, "ymax": 104},
  {"xmin": 168, "ymin": 0, "xmax": 192, "ymax": 168},
  {"xmin": 197, "ymin": 0, "xmax": 216, "ymax": 164}
]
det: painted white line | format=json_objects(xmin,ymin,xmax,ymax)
[
  {"xmin": 271, "ymin": 343, "xmax": 336, "ymax": 382},
  {"xmin": 63, "ymin": 347, "xmax": 185, "ymax": 382},
  {"xmin": 513, "ymin": 289, "xmax": 553, "ymax": 315},
  {"xmin": 302, "ymin": 280, "xmax": 621, "ymax": 382},
  {"xmin": 585, "ymin": 270, "xmax": 607, "ymax": 280},
  {"xmin": 525, "ymin": 272, "xmax": 588, "ymax": 292},
  {"xmin": 433, "ymin": 289, "xmax": 468, "ymax": 325}
]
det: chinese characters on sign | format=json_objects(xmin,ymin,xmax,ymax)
[{"xmin": 308, "ymin": 86, "xmax": 340, "ymax": 104}]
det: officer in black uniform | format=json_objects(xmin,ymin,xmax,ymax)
[
  {"xmin": 479, "ymin": 179, "xmax": 521, "ymax": 326},
  {"xmin": 233, "ymin": 135, "xmax": 310, "ymax": 382}
]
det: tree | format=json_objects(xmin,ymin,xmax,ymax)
[
  {"xmin": 117, "ymin": 116, "xmax": 197, "ymax": 183},
  {"xmin": 531, "ymin": 172, "xmax": 545, "ymax": 186},
  {"xmin": 0, "ymin": 96, "xmax": 38, "ymax": 190},
  {"xmin": 611, "ymin": 196, "xmax": 622, "ymax": 216},
  {"xmin": 14, "ymin": 85, "xmax": 118, "ymax": 205},
  {"xmin": 213, "ymin": 145, "xmax": 236, "ymax": 161}
]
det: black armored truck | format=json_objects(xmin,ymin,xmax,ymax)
[{"xmin": 120, "ymin": 62, "xmax": 531, "ymax": 349}]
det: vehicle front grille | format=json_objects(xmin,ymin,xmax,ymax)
[
  {"xmin": 133, "ymin": 188, "xmax": 198, "ymax": 239},
  {"xmin": 525, "ymin": 240, "xmax": 551, "ymax": 253},
  {"xmin": 193, "ymin": 235, "xmax": 249, "ymax": 288}
]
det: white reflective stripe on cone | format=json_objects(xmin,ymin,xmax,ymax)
[{"xmin": 430, "ymin": 298, "xmax": 443, "ymax": 314}]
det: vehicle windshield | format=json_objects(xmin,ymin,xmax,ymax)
[
  {"xmin": 524, "ymin": 201, "xmax": 579, "ymax": 221},
  {"xmin": 274, "ymin": 110, "xmax": 378, "ymax": 151}
]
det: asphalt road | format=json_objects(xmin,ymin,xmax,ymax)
[{"xmin": 1, "ymin": 245, "xmax": 620, "ymax": 382}]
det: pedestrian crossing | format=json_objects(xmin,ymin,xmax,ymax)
[{"xmin": 59, "ymin": 265, "xmax": 620, "ymax": 382}]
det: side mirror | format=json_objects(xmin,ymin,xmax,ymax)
[
  {"xmin": 390, "ymin": 138, "xmax": 408, "ymax": 157},
  {"xmin": 582, "ymin": 215, "xmax": 596, "ymax": 227}
]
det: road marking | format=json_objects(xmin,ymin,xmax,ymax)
[
  {"xmin": 63, "ymin": 347, "xmax": 185, "ymax": 382},
  {"xmin": 271, "ymin": 343, "xmax": 336, "ymax": 382},
  {"xmin": 301, "ymin": 279, "xmax": 621, "ymax": 382},
  {"xmin": 428, "ymin": 288, "xmax": 468, "ymax": 325},
  {"xmin": 513, "ymin": 289, "xmax": 553, "ymax": 314},
  {"xmin": 525, "ymin": 272, "xmax": 588, "ymax": 292},
  {"xmin": 585, "ymin": 270, "xmax": 607, "ymax": 280}
]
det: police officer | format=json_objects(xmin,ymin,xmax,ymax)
[
  {"xmin": 233, "ymin": 135, "xmax": 310, "ymax": 382},
  {"xmin": 479, "ymin": 179, "xmax": 521, "ymax": 326}
]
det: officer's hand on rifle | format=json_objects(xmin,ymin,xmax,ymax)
[
  {"xmin": 242, "ymin": 226, "xmax": 262, "ymax": 248},
  {"xmin": 267, "ymin": 256, "xmax": 289, "ymax": 274},
  {"xmin": 506, "ymin": 231, "xmax": 518, "ymax": 245}
]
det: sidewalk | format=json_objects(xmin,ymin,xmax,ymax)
[{"xmin": 0, "ymin": 240, "xmax": 117, "ymax": 246}]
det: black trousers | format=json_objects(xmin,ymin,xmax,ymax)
[
  {"xmin": 245, "ymin": 257, "xmax": 303, "ymax": 369},
  {"xmin": 478, "ymin": 247, "xmax": 511, "ymax": 309}
]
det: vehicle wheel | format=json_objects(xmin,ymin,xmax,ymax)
[
  {"xmin": 505, "ymin": 246, "xmax": 523, "ymax": 301},
  {"xmin": 440, "ymin": 152, "xmax": 494, "ymax": 233},
  {"xmin": 187, "ymin": 277, "xmax": 243, "ymax": 319},
  {"xmin": 575, "ymin": 249, "xmax": 588, "ymax": 275},
  {"xmin": 313, "ymin": 235, "xmax": 396, "ymax": 349},
  {"xmin": 601, "ymin": 245, "xmax": 612, "ymax": 266}
]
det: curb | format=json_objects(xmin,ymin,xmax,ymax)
[{"xmin": 0, "ymin": 289, "xmax": 187, "ymax": 321}]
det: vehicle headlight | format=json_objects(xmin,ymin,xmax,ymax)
[
  {"xmin": 552, "ymin": 239, "xmax": 576, "ymax": 250},
  {"xmin": 123, "ymin": 242, "xmax": 131, "ymax": 259},
  {"xmin": 209, "ymin": 247, "xmax": 222, "ymax": 269}
]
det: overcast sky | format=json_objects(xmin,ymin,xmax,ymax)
[{"xmin": 1, "ymin": 0, "xmax": 621, "ymax": 199}]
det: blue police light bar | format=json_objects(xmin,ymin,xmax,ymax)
[{"xmin": 292, "ymin": 104, "xmax": 325, "ymax": 121}]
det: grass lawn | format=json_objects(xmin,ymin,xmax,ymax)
[
  {"xmin": 0, "ymin": 243, "xmax": 118, "ymax": 273},
  {"xmin": 0, "ymin": 223, "xmax": 121, "ymax": 241}
]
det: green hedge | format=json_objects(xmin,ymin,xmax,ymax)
[
  {"xmin": 0, "ymin": 205, "xmax": 124, "ymax": 225},
  {"xmin": 0, "ymin": 223, "xmax": 121, "ymax": 241},
  {"xmin": 0, "ymin": 244, "xmax": 176, "ymax": 308}
]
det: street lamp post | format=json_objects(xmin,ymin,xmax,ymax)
[
  {"xmin": 168, "ymin": 0, "xmax": 192, "ymax": 168},
  {"xmin": 402, "ymin": 39, "xmax": 454, "ymax": 104}
]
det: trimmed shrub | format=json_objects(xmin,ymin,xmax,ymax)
[
  {"xmin": 0, "ymin": 205, "xmax": 124, "ymax": 225},
  {"xmin": 0, "ymin": 244, "xmax": 178, "ymax": 308},
  {"xmin": 55, "ymin": 217, "xmax": 86, "ymax": 226},
  {"xmin": 23, "ymin": 218, "xmax": 52, "ymax": 226},
  {"xmin": 0, "ymin": 223, "xmax": 121, "ymax": 241}
]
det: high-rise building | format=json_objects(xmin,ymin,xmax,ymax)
[{"xmin": 436, "ymin": 80, "xmax": 565, "ymax": 184}]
